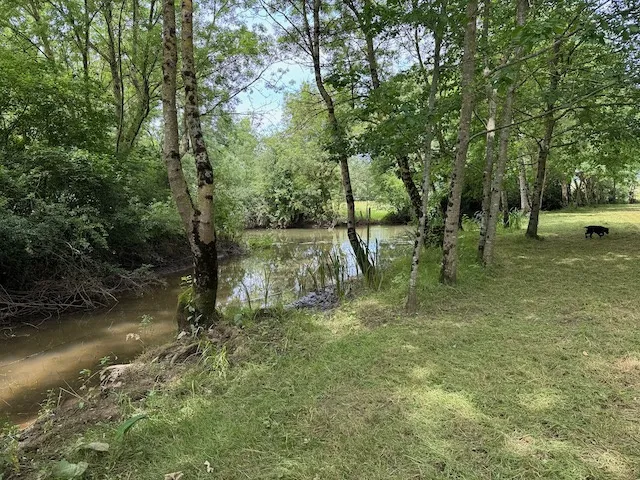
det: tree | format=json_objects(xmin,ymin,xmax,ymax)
[
  {"xmin": 480, "ymin": 0, "xmax": 528, "ymax": 265},
  {"xmin": 162, "ymin": 0, "xmax": 219, "ymax": 330},
  {"xmin": 477, "ymin": 0, "xmax": 498, "ymax": 260},
  {"xmin": 440, "ymin": 0, "xmax": 478, "ymax": 285},
  {"xmin": 263, "ymin": 0, "xmax": 374, "ymax": 277},
  {"xmin": 406, "ymin": 0, "xmax": 444, "ymax": 312}
]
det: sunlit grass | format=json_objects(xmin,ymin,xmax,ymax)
[
  {"xmin": 337, "ymin": 200, "xmax": 394, "ymax": 223},
  {"xmin": 48, "ymin": 206, "xmax": 640, "ymax": 479}
]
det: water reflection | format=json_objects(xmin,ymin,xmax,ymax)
[{"xmin": 0, "ymin": 226, "xmax": 410, "ymax": 424}]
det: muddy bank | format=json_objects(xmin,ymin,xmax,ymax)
[
  {"xmin": 0, "ymin": 241, "xmax": 244, "ymax": 328},
  {"xmin": 287, "ymin": 285, "xmax": 340, "ymax": 310},
  {"xmin": 2, "ymin": 273, "xmax": 361, "ymax": 478}
]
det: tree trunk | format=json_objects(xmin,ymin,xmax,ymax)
[
  {"xmin": 182, "ymin": 0, "xmax": 219, "ymax": 323},
  {"xmin": 343, "ymin": 0, "xmax": 379, "ymax": 90},
  {"xmin": 104, "ymin": 3, "xmax": 125, "ymax": 154},
  {"xmin": 397, "ymin": 155, "xmax": 422, "ymax": 220},
  {"xmin": 573, "ymin": 178, "xmax": 582, "ymax": 206},
  {"xmin": 526, "ymin": 115, "xmax": 554, "ymax": 238},
  {"xmin": 518, "ymin": 158, "xmax": 531, "ymax": 212},
  {"xmin": 477, "ymin": 86, "xmax": 497, "ymax": 259},
  {"xmin": 526, "ymin": 40, "xmax": 560, "ymax": 239},
  {"xmin": 82, "ymin": 0, "xmax": 90, "ymax": 84},
  {"xmin": 122, "ymin": 0, "xmax": 158, "ymax": 154},
  {"xmin": 162, "ymin": 0, "xmax": 218, "ymax": 330},
  {"xmin": 26, "ymin": 0, "xmax": 55, "ymax": 62},
  {"xmin": 406, "ymin": 29, "xmax": 442, "ymax": 312},
  {"xmin": 477, "ymin": 0, "xmax": 497, "ymax": 260},
  {"xmin": 482, "ymin": 87, "xmax": 516, "ymax": 264},
  {"xmin": 305, "ymin": 0, "xmax": 373, "ymax": 277},
  {"xmin": 161, "ymin": 0, "xmax": 192, "ymax": 231},
  {"xmin": 561, "ymin": 181, "xmax": 569, "ymax": 207},
  {"xmin": 611, "ymin": 179, "xmax": 616, "ymax": 203},
  {"xmin": 501, "ymin": 190, "xmax": 509, "ymax": 227},
  {"xmin": 163, "ymin": 0, "xmax": 192, "ymax": 330},
  {"xmin": 364, "ymin": 27, "xmax": 380, "ymax": 88},
  {"xmin": 440, "ymin": 0, "xmax": 478, "ymax": 285},
  {"xmin": 481, "ymin": 0, "xmax": 528, "ymax": 265}
]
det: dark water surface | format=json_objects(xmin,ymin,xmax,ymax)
[{"xmin": 0, "ymin": 226, "xmax": 411, "ymax": 425}]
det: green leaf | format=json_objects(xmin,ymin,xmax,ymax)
[
  {"xmin": 51, "ymin": 459, "xmax": 89, "ymax": 479},
  {"xmin": 115, "ymin": 414, "xmax": 148, "ymax": 441}
]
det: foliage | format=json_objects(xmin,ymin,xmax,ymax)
[
  {"xmin": 0, "ymin": 146, "xmax": 184, "ymax": 292},
  {"xmin": 114, "ymin": 414, "xmax": 149, "ymax": 442},
  {"xmin": 248, "ymin": 89, "xmax": 341, "ymax": 227},
  {"xmin": 0, "ymin": 420, "xmax": 19, "ymax": 472},
  {"xmin": 0, "ymin": 47, "xmax": 111, "ymax": 152},
  {"xmin": 51, "ymin": 460, "xmax": 88, "ymax": 479},
  {"xmin": 0, "ymin": 0, "xmax": 639, "ymax": 322}
]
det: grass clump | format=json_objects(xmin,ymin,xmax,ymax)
[{"xmin": 14, "ymin": 205, "xmax": 640, "ymax": 479}]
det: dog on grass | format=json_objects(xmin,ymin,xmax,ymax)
[{"xmin": 584, "ymin": 225, "xmax": 609, "ymax": 239}]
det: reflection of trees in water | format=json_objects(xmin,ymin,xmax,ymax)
[{"xmin": 219, "ymin": 228, "xmax": 412, "ymax": 306}]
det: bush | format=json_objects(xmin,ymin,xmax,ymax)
[{"xmin": 0, "ymin": 146, "xmax": 184, "ymax": 290}]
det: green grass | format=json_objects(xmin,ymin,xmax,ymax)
[
  {"xmin": 37, "ymin": 206, "xmax": 640, "ymax": 479},
  {"xmin": 337, "ymin": 200, "xmax": 394, "ymax": 223}
]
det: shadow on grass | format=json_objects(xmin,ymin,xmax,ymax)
[{"xmin": 75, "ymin": 293, "xmax": 639, "ymax": 479}]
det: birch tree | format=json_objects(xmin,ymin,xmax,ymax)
[
  {"xmin": 162, "ymin": 0, "xmax": 219, "ymax": 330},
  {"xmin": 263, "ymin": 0, "xmax": 374, "ymax": 277},
  {"xmin": 406, "ymin": 1, "xmax": 444, "ymax": 312},
  {"xmin": 481, "ymin": 0, "xmax": 528, "ymax": 265},
  {"xmin": 440, "ymin": 0, "xmax": 478, "ymax": 285}
]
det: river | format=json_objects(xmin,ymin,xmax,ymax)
[{"xmin": 0, "ymin": 226, "xmax": 411, "ymax": 426}]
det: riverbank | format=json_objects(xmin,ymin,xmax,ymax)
[
  {"xmin": 0, "ymin": 226, "xmax": 409, "ymax": 427},
  {"xmin": 0, "ymin": 214, "xmax": 406, "ymax": 327},
  {"xmin": 4, "ymin": 206, "xmax": 640, "ymax": 479},
  {"xmin": 0, "ymin": 240, "xmax": 244, "ymax": 328}
]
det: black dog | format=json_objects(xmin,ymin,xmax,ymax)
[{"xmin": 585, "ymin": 225, "xmax": 609, "ymax": 238}]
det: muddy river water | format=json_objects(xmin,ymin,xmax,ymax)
[{"xmin": 0, "ymin": 226, "xmax": 411, "ymax": 425}]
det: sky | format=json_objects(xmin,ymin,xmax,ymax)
[
  {"xmin": 233, "ymin": 59, "xmax": 312, "ymax": 132},
  {"xmin": 228, "ymin": 6, "xmax": 314, "ymax": 133}
]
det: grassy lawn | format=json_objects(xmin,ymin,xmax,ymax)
[
  {"xmin": 337, "ymin": 200, "xmax": 394, "ymax": 223},
  {"xmin": 31, "ymin": 206, "xmax": 640, "ymax": 479}
]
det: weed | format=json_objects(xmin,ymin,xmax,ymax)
[
  {"xmin": 461, "ymin": 213, "xmax": 480, "ymax": 231},
  {"xmin": 0, "ymin": 420, "xmax": 19, "ymax": 473},
  {"xmin": 199, "ymin": 343, "xmax": 230, "ymax": 379},
  {"xmin": 246, "ymin": 233, "xmax": 276, "ymax": 250},
  {"xmin": 261, "ymin": 265, "xmax": 273, "ymax": 307},
  {"xmin": 99, "ymin": 356, "xmax": 112, "ymax": 367},
  {"xmin": 505, "ymin": 208, "xmax": 526, "ymax": 230},
  {"xmin": 37, "ymin": 389, "xmax": 58, "ymax": 433},
  {"xmin": 139, "ymin": 314, "xmax": 154, "ymax": 329},
  {"xmin": 239, "ymin": 280, "xmax": 253, "ymax": 310},
  {"xmin": 114, "ymin": 414, "xmax": 148, "ymax": 442}
]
